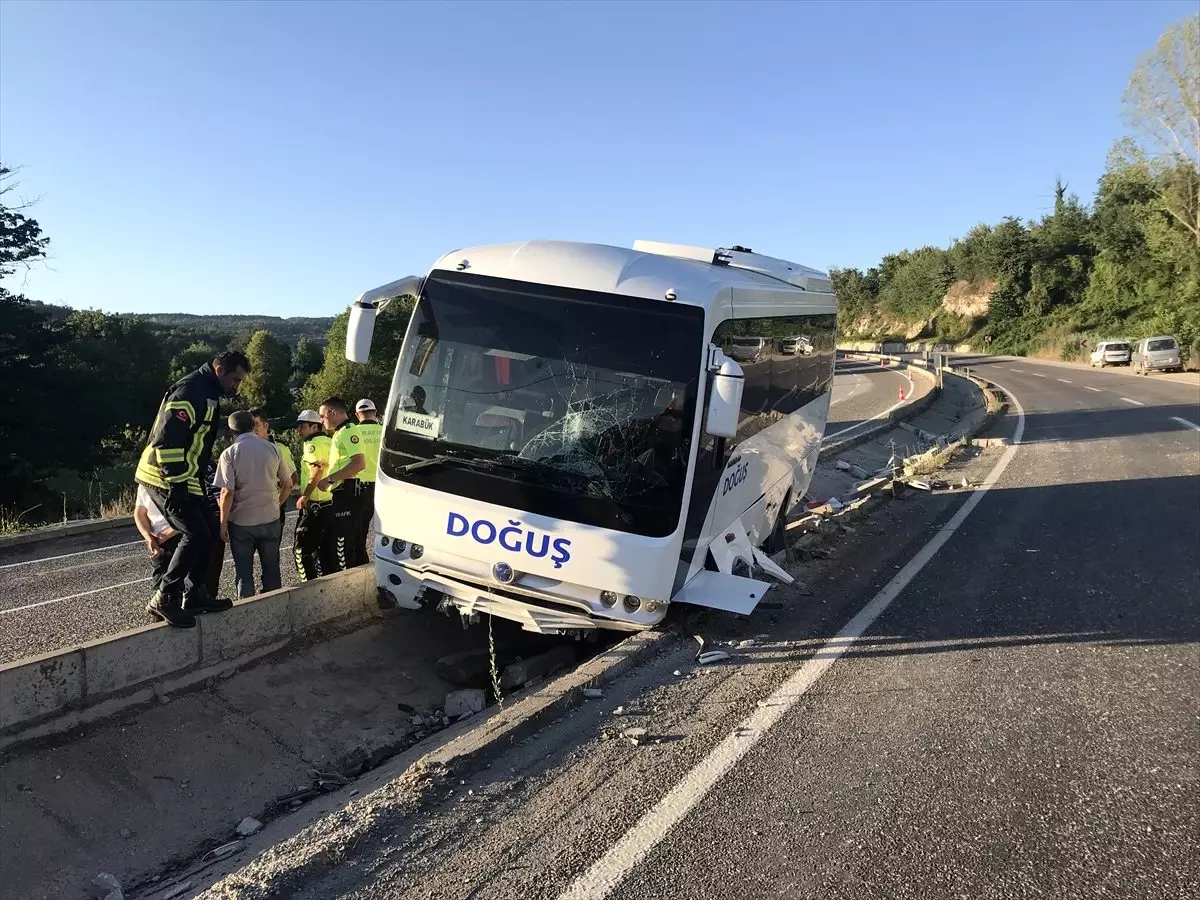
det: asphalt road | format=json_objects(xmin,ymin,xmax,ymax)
[
  {"xmin": 255, "ymin": 354, "xmax": 1199, "ymax": 900},
  {"xmin": 0, "ymin": 360, "xmax": 914, "ymax": 665}
]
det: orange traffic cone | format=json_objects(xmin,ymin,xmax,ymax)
[{"xmin": 898, "ymin": 384, "xmax": 906, "ymax": 401}]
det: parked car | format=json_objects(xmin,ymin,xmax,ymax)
[
  {"xmin": 780, "ymin": 336, "xmax": 813, "ymax": 356},
  {"xmin": 727, "ymin": 336, "xmax": 768, "ymax": 362},
  {"xmin": 1132, "ymin": 335, "xmax": 1183, "ymax": 375},
  {"xmin": 1089, "ymin": 340, "xmax": 1131, "ymax": 367}
]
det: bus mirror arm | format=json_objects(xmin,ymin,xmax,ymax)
[
  {"xmin": 345, "ymin": 275, "xmax": 425, "ymax": 363},
  {"xmin": 705, "ymin": 349, "xmax": 744, "ymax": 439}
]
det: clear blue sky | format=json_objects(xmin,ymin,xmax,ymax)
[{"xmin": 0, "ymin": 0, "xmax": 1193, "ymax": 318}]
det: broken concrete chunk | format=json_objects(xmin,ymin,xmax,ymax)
[
  {"xmin": 849, "ymin": 465, "xmax": 869, "ymax": 479},
  {"xmin": 501, "ymin": 644, "xmax": 576, "ymax": 690},
  {"xmin": 835, "ymin": 459, "xmax": 852, "ymax": 471},
  {"xmin": 444, "ymin": 689, "xmax": 486, "ymax": 718},
  {"xmin": 582, "ymin": 688, "xmax": 603, "ymax": 699},
  {"xmin": 92, "ymin": 873, "xmax": 122, "ymax": 897},
  {"xmin": 236, "ymin": 816, "xmax": 263, "ymax": 837}
]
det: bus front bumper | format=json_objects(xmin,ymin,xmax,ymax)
[{"xmin": 375, "ymin": 563, "xmax": 646, "ymax": 635}]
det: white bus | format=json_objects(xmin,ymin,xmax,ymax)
[{"xmin": 344, "ymin": 240, "xmax": 838, "ymax": 634}]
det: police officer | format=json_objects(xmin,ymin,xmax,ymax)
[
  {"xmin": 316, "ymin": 396, "xmax": 365, "ymax": 573},
  {"xmin": 352, "ymin": 398, "xmax": 382, "ymax": 567},
  {"xmin": 134, "ymin": 351, "xmax": 250, "ymax": 627},
  {"xmin": 293, "ymin": 409, "xmax": 333, "ymax": 581}
]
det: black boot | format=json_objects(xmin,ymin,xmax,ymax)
[
  {"xmin": 182, "ymin": 583, "xmax": 233, "ymax": 614},
  {"xmin": 146, "ymin": 590, "xmax": 197, "ymax": 629}
]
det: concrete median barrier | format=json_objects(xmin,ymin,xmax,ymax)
[
  {"xmin": 0, "ymin": 514, "xmax": 135, "ymax": 551},
  {"xmin": 0, "ymin": 566, "xmax": 378, "ymax": 748}
]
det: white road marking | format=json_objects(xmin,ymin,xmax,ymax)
[
  {"xmin": 1034, "ymin": 373, "xmax": 1048, "ymax": 378},
  {"xmin": 1009, "ymin": 368, "xmax": 1023, "ymax": 372},
  {"xmin": 823, "ymin": 364, "xmax": 917, "ymax": 442},
  {"xmin": 1057, "ymin": 379, "xmax": 1072, "ymax": 384},
  {"xmin": 0, "ymin": 510, "xmax": 299, "ymax": 571},
  {"xmin": 1, "ymin": 542, "xmax": 298, "ymax": 615},
  {"xmin": 0, "ymin": 540, "xmax": 142, "ymax": 571},
  {"xmin": 1121, "ymin": 397, "xmax": 1145, "ymax": 406},
  {"xmin": 1084, "ymin": 386, "xmax": 1104, "ymax": 393},
  {"xmin": 558, "ymin": 381, "xmax": 1028, "ymax": 900},
  {"xmin": 1170, "ymin": 416, "xmax": 1200, "ymax": 432},
  {"xmin": 0, "ymin": 577, "xmax": 152, "ymax": 614}
]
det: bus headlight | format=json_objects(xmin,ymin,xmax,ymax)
[
  {"xmin": 390, "ymin": 539, "xmax": 407, "ymax": 555},
  {"xmin": 410, "ymin": 544, "xmax": 424, "ymax": 560},
  {"xmin": 623, "ymin": 595, "xmax": 641, "ymax": 612},
  {"xmin": 600, "ymin": 591, "xmax": 618, "ymax": 608}
]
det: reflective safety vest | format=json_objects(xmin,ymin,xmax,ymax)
[
  {"xmin": 327, "ymin": 420, "xmax": 361, "ymax": 488},
  {"xmin": 300, "ymin": 434, "xmax": 333, "ymax": 503},
  {"xmin": 354, "ymin": 420, "xmax": 382, "ymax": 483},
  {"xmin": 135, "ymin": 364, "xmax": 224, "ymax": 496}
]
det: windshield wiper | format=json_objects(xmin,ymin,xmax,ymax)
[{"xmin": 401, "ymin": 451, "xmax": 497, "ymax": 474}]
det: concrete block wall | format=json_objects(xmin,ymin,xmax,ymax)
[{"xmin": 0, "ymin": 567, "xmax": 376, "ymax": 742}]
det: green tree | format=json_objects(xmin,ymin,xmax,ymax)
[
  {"xmin": 302, "ymin": 296, "xmax": 416, "ymax": 410},
  {"xmin": 241, "ymin": 328, "xmax": 293, "ymax": 415},
  {"xmin": 1122, "ymin": 13, "xmax": 1199, "ymax": 248},
  {"xmin": 290, "ymin": 335, "xmax": 324, "ymax": 390},
  {"xmin": 169, "ymin": 340, "xmax": 221, "ymax": 381}
]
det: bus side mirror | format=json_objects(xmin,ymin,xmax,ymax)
[
  {"xmin": 706, "ymin": 353, "xmax": 744, "ymax": 438},
  {"xmin": 346, "ymin": 301, "xmax": 377, "ymax": 363},
  {"xmin": 345, "ymin": 275, "xmax": 424, "ymax": 364}
]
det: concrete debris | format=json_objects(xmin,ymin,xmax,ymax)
[
  {"xmin": 444, "ymin": 689, "xmax": 486, "ymax": 718},
  {"xmin": 613, "ymin": 705, "xmax": 626, "ymax": 715},
  {"xmin": 93, "ymin": 873, "xmax": 123, "ymax": 897},
  {"xmin": 236, "ymin": 816, "xmax": 263, "ymax": 837},
  {"xmin": 501, "ymin": 644, "xmax": 577, "ymax": 690},
  {"xmin": 201, "ymin": 840, "xmax": 242, "ymax": 864},
  {"xmin": 908, "ymin": 480, "xmax": 932, "ymax": 491},
  {"xmin": 673, "ymin": 670, "xmax": 683, "ymax": 676},
  {"xmin": 582, "ymin": 688, "xmax": 603, "ymax": 699},
  {"xmin": 411, "ymin": 715, "xmax": 425, "ymax": 726},
  {"xmin": 698, "ymin": 650, "xmax": 732, "ymax": 665},
  {"xmin": 835, "ymin": 459, "xmax": 852, "ymax": 471},
  {"xmin": 622, "ymin": 727, "xmax": 649, "ymax": 745},
  {"xmin": 849, "ymin": 464, "xmax": 869, "ymax": 479},
  {"xmin": 737, "ymin": 639, "xmax": 757, "ymax": 648}
]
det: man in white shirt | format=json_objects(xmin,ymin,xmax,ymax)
[{"xmin": 134, "ymin": 485, "xmax": 183, "ymax": 608}]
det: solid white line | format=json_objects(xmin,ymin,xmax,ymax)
[
  {"xmin": 1034, "ymin": 373, "xmax": 1048, "ymax": 378},
  {"xmin": 1057, "ymin": 379, "xmax": 1072, "ymax": 384},
  {"xmin": 0, "ymin": 540, "xmax": 142, "ymax": 571},
  {"xmin": 1170, "ymin": 416, "xmax": 1200, "ymax": 433},
  {"xmin": 1121, "ymin": 397, "xmax": 1145, "ymax": 406},
  {"xmin": 559, "ymin": 382, "xmax": 1028, "ymax": 900},
  {"xmin": 0, "ymin": 578, "xmax": 152, "ymax": 614},
  {"xmin": 0, "ymin": 542, "xmax": 298, "ymax": 615},
  {"xmin": 1009, "ymin": 368, "xmax": 1023, "ymax": 372},
  {"xmin": 0, "ymin": 510, "xmax": 299, "ymax": 571},
  {"xmin": 1084, "ymin": 386, "xmax": 1104, "ymax": 393}
]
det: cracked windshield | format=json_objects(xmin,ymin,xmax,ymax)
[{"xmin": 381, "ymin": 271, "xmax": 705, "ymax": 535}]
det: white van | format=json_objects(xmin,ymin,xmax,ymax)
[
  {"xmin": 344, "ymin": 240, "xmax": 838, "ymax": 634},
  {"xmin": 1132, "ymin": 336, "xmax": 1182, "ymax": 375}
]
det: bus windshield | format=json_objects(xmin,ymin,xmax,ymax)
[{"xmin": 381, "ymin": 270, "xmax": 705, "ymax": 537}]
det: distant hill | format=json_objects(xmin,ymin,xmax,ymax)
[{"xmin": 131, "ymin": 313, "xmax": 334, "ymax": 345}]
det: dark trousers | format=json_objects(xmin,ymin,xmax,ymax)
[
  {"xmin": 325, "ymin": 486, "xmax": 358, "ymax": 573},
  {"xmin": 151, "ymin": 532, "xmax": 222, "ymax": 597},
  {"xmin": 351, "ymin": 480, "xmax": 375, "ymax": 567},
  {"xmin": 293, "ymin": 501, "xmax": 330, "ymax": 581},
  {"xmin": 143, "ymin": 486, "xmax": 215, "ymax": 598}
]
